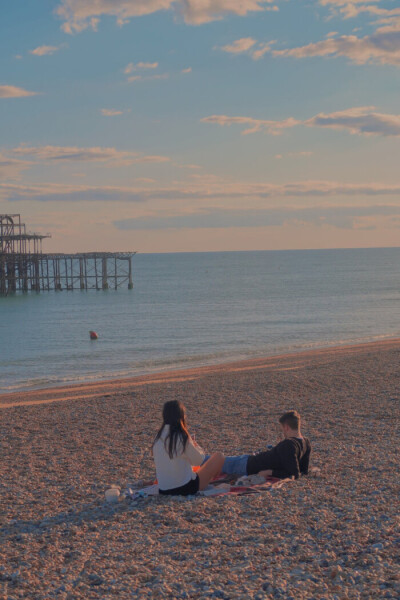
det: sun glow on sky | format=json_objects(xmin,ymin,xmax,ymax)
[{"xmin": 1, "ymin": 0, "xmax": 400, "ymax": 252}]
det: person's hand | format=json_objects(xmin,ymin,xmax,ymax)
[{"xmin": 258, "ymin": 469, "xmax": 273, "ymax": 479}]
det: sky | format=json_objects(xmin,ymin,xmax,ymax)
[{"xmin": 1, "ymin": 0, "xmax": 400, "ymax": 253}]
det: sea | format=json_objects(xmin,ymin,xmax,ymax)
[{"xmin": 1, "ymin": 248, "xmax": 399, "ymax": 393}]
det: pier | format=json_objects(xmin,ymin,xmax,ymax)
[{"xmin": 0, "ymin": 214, "xmax": 135, "ymax": 295}]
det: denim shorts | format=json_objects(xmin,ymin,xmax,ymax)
[
  {"xmin": 222, "ymin": 455, "xmax": 249, "ymax": 476},
  {"xmin": 202, "ymin": 454, "xmax": 249, "ymax": 476}
]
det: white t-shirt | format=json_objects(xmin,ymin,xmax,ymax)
[{"xmin": 153, "ymin": 425, "xmax": 205, "ymax": 491}]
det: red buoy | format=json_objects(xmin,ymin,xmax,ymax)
[{"xmin": 89, "ymin": 331, "xmax": 98, "ymax": 340}]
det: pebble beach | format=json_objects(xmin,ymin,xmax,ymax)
[{"xmin": 1, "ymin": 339, "xmax": 399, "ymax": 600}]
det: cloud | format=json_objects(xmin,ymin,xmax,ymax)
[
  {"xmin": 0, "ymin": 154, "xmax": 32, "ymax": 180},
  {"xmin": 306, "ymin": 106, "xmax": 400, "ymax": 136},
  {"xmin": 2, "ymin": 179, "xmax": 400, "ymax": 204},
  {"xmin": 127, "ymin": 73, "xmax": 169, "ymax": 83},
  {"xmin": 0, "ymin": 85, "xmax": 39, "ymax": 98},
  {"xmin": 318, "ymin": 0, "xmax": 387, "ymax": 20},
  {"xmin": 275, "ymin": 151, "xmax": 313, "ymax": 159},
  {"xmin": 122, "ymin": 61, "xmax": 171, "ymax": 83},
  {"xmin": 56, "ymin": 0, "xmax": 278, "ymax": 33},
  {"xmin": 10, "ymin": 145, "xmax": 170, "ymax": 165},
  {"xmin": 56, "ymin": 0, "xmax": 175, "ymax": 33},
  {"xmin": 113, "ymin": 204, "xmax": 400, "ymax": 230},
  {"xmin": 218, "ymin": 9, "xmax": 400, "ymax": 67},
  {"xmin": 180, "ymin": 0, "xmax": 278, "ymax": 25},
  {"xmin": 220, "ymin": 37, "xmax": 257, "ymax": 54},
  {"xmin": 201, "ymin": 114, "xmax": 300, "ymax": 135},
  {"xmin": 218, "ymin": 37, "xmax": 276, "ymax": 59},
  {"xmin": 174, "ymin": 163, "xmax": 202, "ymax": 169},
  {"xmin": 29, "ymin": 44, "xmax": 65, "ymax": 56},
  {"xmin": 100, "ymin": 108, "xmax": 124, "ymax": 116},
  {"xmin": 252, "ymin": 41, "xmax": 277, "ymax": 60},
  {"xmin": 202, "ymin": 107, "xmax": 400, "ymax": 136},
  {"xmin": 181, "ymin": 67, "xmax": 192, "ymax": 73},
  {"xmin": 124, "ymin": 61, "xmax": 159, "ymax": 74},
  {"xmin": 273, "ymin": 21, "xmax": 400, "ymax": 66}
]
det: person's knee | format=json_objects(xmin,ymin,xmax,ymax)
[{"xmin": 212, "ymin": 451, "xmax": 225, "ymax": 464}]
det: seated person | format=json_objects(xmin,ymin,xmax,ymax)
[
  {"xmin": 153, "ymin": 400, "xmax": 224, "ymax": 496},
  {"xmin": 222, "ymin": 410, "xmax": 311, "ymax": 480}
]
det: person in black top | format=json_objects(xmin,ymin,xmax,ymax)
[{"xmin": 221, "ymin": 410, "xmax": 311, "ymax": 480}]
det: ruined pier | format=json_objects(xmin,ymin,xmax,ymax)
[{"xmin": 0, "ymin": 214, "xmax": 135, "ymax": 295}]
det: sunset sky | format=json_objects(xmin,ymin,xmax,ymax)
[{"xmin": 1, "ymin": 0, "xmax": 400, "ymax": 253}]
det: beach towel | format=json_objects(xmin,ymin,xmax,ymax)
[{"xmin": 121, "ymin": 473, "xmax": 291, "ymax": 501}]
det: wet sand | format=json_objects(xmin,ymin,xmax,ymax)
[{"xmin": 1, "ymin": 339, "xmax": 399, "ymax": 599}]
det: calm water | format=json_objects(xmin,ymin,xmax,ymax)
[{"xmin": 1, "ymin": 248, "xmax": 399, "ymax": 393}]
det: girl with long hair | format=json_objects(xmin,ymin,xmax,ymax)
[{"xmin": 153, "ymin": 400, "xmax": 224, "ymax": 496}]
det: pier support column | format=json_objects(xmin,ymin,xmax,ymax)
[
  {"xmin": 128, "ymin": 256, "xmax": 133, "ymax": 289},
  {"xmin": 79, "ymin": 257, "xmax": 85, "ymax": 290},
  {"xmin": 0, "ymin": 256, "xmax": 6, "ymax": 295},
  {"xmin": 102, "ymin": 257, "xmax": 109, "ymax": 290},
  {"xmin": 31, "ymin": 257, "xmax": 40, "ymax": 292}
]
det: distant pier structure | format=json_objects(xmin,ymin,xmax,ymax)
[{"xmin": 0, "ymin": 214, "xmax": 136, "ymax": 295}]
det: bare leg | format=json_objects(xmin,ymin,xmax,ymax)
[
  {"xmin": 197, "ymin": 452, "xmax": 225, "ymax": 491},
  {"xmin": 257, "ymin": 469, "xmax": 273, "ymax": 479}
]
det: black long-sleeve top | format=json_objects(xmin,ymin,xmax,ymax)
[{"xmin": 246, "ymin": 437, "xmax": 311, "ymax": 479}]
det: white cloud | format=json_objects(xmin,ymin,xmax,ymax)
[
  {"xmin": 180, "ymin": 0, "xmax": 278, "ymax": 25},
  {"xmin": 100, "ymin": 108, "xmax": 124, "ymax": 116},
  {"xmin": 127, "ymin": 73, "xmax": 169, "ymax": 83},
  {"xmin": 218, "ymin": 37, "xmax": 276, "ymax": 59},
  {"xmin": 29, "ymin": 44, "xmax": 64, "ymax": 56},
  {"xmin": 0, "ymin": 154, "xmax": 32, "ymax": 180},
  {"xmin": 0, "ymin": 85, "xmax": 39, "ymax": 98},
  {"xmin": 56, "ymin": 0, "xmax": 278, "ymax": 33},
  {"xmin": 202, "ymin": 107, "xmax": 400, "ymax": 136},
  {"xmin": 318, "ymin": 0, "xmax": 386, "ymax": 20},
  {"xmin": 10, "ymin": 145, "xmax": 170, "ymax": 165},
  {"xmin": 220, "ymin": 37, "xmax": 257, "ymax": 54},
  {"xmin": 56, "ymin": 0, "xmax": 173, "ymax": 33},
  {"xmin": 272, "ymin": 5, "xmax": 400, "ymax": 67},
  {"xmin": 252, "ymin": 41, "xmax": 276, "ymax": 60},
  {"xmin": 275, "ymin": 151, "xmax": 313, "ymax": 159},
  {"xmin": 124, "ymin": 61, "xmax": 159, "ymax": 74},
  {"xmin": 113, "ymin": 204, "xmax": 400, "ymax": 230},
  {"xmin": 273, "ymin": 29, "xmax": 400, "ymax": 66},
  {"xmin": 123, "ymin": 61, "xmax": 168, "ymax": 83},
  {"xmin": 174, "ymin": 163, "xmax": 202, "ymax": 169},
  {"xmin": 201, "ymin": 114, "xmax": 302, "ymax": 135},
  {"xmin": 217, "ymin": 7, "xmax": 400, "ymax": 67},
  {"xmin": 306, "ymin": 106, "xmax": 400, "ymax": 136},
  {"xmin": 2, "ymin": 179, "xmax": 400, "ymax": 204},
  {"xmin": 181, "ymin": 67, "xmax": 192, "ymax": 73},
  {"xmin": 126, "ymin": 75, "xmax": 143, "ymax": 82}
]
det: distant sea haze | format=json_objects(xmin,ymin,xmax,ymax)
[{"xmin": 0, "ymin": 248, "xmax": 399, "ymax": 393}]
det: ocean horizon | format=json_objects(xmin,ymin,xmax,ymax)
[{"xmin": 1, "ymin": 247, "xmax": 399, "ymax": 393}]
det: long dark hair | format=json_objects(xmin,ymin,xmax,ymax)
[{"xmin": 153, "ymin": 400, "xmax": 189, "ymax": 459}]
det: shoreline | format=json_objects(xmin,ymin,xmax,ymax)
[{"xmin": 2, "ymin": 336, "xmax": 400, "ymax": 408}]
